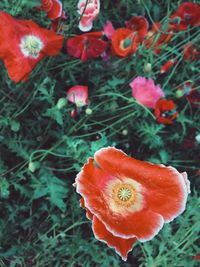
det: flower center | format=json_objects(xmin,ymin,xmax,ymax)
[
  {"xmin": 117, "ymin": 187, "xmax": 132, "ymax": 201},
  {"xmin": 184, "ymin": 13, "xmax": 192, "ymax": 22},
  {"xmin": 120, "ymin": 32, "xmax": 136, "ymax": 50},
  {"xmin": 112, "ymin": 183, "xmax": 136, "ymax": 207},
  {"xmin": 20, "ymin": 35, "xmax": 43, "ymax": 58}
]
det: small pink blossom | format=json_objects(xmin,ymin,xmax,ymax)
[
  {"xmin": 129, "ymin": 77, "xmax": 165, "ymax": 108},
  {"xmin": 77, "ymin": 0, "xmax": 100, "ymax": 32},
  {"xmin": 103, "ymin": 20, "xmax": 115, "ymax": 39},
  {"xmin": 67, "ymin": 85, "xmax": 88, "ymax": 107}
]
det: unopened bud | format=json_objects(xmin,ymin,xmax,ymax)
[
  {"xmin": 122, "ymin": 129, "xmax": 128, "ymax": 135},
  {"xmin": 144, "ymin": 63, "xmax": 152, "ymax": 73},
  {"xmin": 28, "ymin": 161, "xmax": 39, "ymax": 173},
  {"xmin": 195, "ymin": 134, "xmax": 200, "ymax": 144},
  {"xmin": 85, "ymin": 108, "xmax": 93, "ymax": 115},
  {"xmin": 175, "ymin": 90, "xmax": 184, "ymax": 98},
  {"xmin": 56, "ymin": 98, "xmax": 67, "ymax": 109}
]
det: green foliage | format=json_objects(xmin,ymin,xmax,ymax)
[{"xmin": 0, "ymin": 0, "xmax": 200, "ymax": 266}]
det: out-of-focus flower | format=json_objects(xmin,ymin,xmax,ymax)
[
  {"xmin": 74, "ymin": 147, "xmax": 190, "ymax": 260},
  {"xmin": 103, "ymin": 20, "xmax": 115, "ymax": 39},
  {"xmin": 129, "ymin": 76, "xmax": 165, "ymax": 108},
  {"xmin": 154, "ymin": 99, "xmax": 178, "ymax": 125},
  {"xmin": 40, "ymin": 0, "xmax": 67, "ymax": 32},
  {"xmin": 40, "ymin": 0, "xmax": 64, "ymax": 20},
  {"xmin": 66, "ymin": 32, "xmax": 107, "ymax": 61},
  {"xmin": 0, "ymin": 11, "xmax": 64, "ymax": 82},
  {"xmin": 67, "ymin": 85, "xmax": 88, "ymax": 107},
  {"xmin": 192, "ymin": 254, "xmax": 200, "ymax": 260},
  {"xmin": 160, "ymin": 59, "xmax": 175, "ymax": 74},
  {"xmin": 111, "ymin": 28, "xmax": 138, "ymax": 57},
  {"xmin": 183, "ymin": 43, "xmax": 200, "ymax": 62},
  {"xmin": 125, "ymin": 16, "xmax": 149, "ymax": 42},
  {"xmin": 77, "ymin": 0, "xmax": 100, "ymax": 32},
  {"xmin": 176, "ymin": 82, "xmax": 200, "ymax": 108},
  {"xmin": 170, "ymin": 2, "xmax": 200, "ymax": 31}
]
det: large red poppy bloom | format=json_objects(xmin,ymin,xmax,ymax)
[
  {"xmin": 154, "ymin": 99, "xmax": 179, "ymax": 125},
  {"xmin": 125, "ymin": 16, "xmax": 149, "ymax": 42},
  {"xmin": 75, "ymin": 147, "xmax": 190, "ymax": 260},
  {"xmin": 170, "ymin": 2, "xmax": 200, "ymax": 31},
  {"xmin": 111, "ymin": 28, "xmax": 138, "ymax": 57},
  {"xmin": 0, "ymin": 11, "xmax": 64, "ymax": 82},
  {"xmin": 66, "ymin": 32, "xmax": 108, "ymax": 61}
]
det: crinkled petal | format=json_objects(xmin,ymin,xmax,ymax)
[{"xmin": 92, "ymin": 216, "xmax": 136, "ymax": 261}]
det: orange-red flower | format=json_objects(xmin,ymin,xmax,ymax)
[
  {"xmin": 170, "ymin": 2, "xmax": 200, "ymax": 31},
  {"xmin": 66, "ymin": 32, "xmax": 108, "ymax": 61},
  {"xmin": 111, "ymin": 28, "xmax": 138, "ymax": 57},
  {"xmin": 0, "ymin": 11, "xmax": 64, "ymax": 82},
  {"xmin": 75, "ymin": 147, "xmax": 190, "ymax": 260},
  {"xmin": 154, "ymin": 99, "xmax": 178, "ymax": 125}
]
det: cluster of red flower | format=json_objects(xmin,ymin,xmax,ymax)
[{"xmin": 0, "ymin": 2, "xmax": 199, "ymax": 125}]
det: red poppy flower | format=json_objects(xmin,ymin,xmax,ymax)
[
  {"xmin": 0, "ymin": 11, "xmax": 64, "ymax": 82},
  {"xmin": 145, "ymin": 22, "xmax": 173, "ymax": 54},
  {"xmin": 125, "ymin": 16, "xmax": 149, "ymax": 42},
  {"xmin": 154, "ymin": 99, "xmax": 178, "ymax": 125},
  {"xmin": 75, "ymin": 147, "xmax": 190, "ymax": 260},
  {"xmin": 40, "ymin": 0, "xmax": 64, "ymax": 20},
  {"xmin": 160, "ymin": 59, "xmax": 175, "ymax": 74},
  {"xmin": 67, "ymin": 85, "xmax": 88, "ymax": 107},
  {"xmin": 170, "ymin": 2, "xmax": 200, "ymax": 31},
  {"xmin": 111, "ymin": 28, "xmax": 138, "ymax": 57},
  {"xmin": 183, "ymin": 43, "xmax": 200, "ymax": 62},
  {"xmin": 66, "ymin": 32, "xmax": 108, "ymax": 61}
]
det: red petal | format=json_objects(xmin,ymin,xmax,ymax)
[
  {"xmin": 76, "ymin": 157, "xmax": 165, "ymax": 240},
  {"xmin": 92, "ymin": 216, "xmax": 136, "ymax": 261},
  {"xmin": 94, "ymin": 147, "xmax": 188, "ymax": 223},
  {"xmin": 47, "ymin": 0, "xmax": 62, "ymax": 20}
]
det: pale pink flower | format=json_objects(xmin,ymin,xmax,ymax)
[
  {"xmin": 103, "ymin": 20, "xmax": 115, "ymax": 39},
  {"xmin": 129, "ymin": 77, "xmax": 165, "ymax": 108},
  {"xmin": 67, "ymin": 85, "xmax": 88, "ymax": 107},
  {"xmin": 77, "ymin": 0, "xmax": 100, "ymax": 32}
]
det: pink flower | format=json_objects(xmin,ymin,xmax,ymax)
[
  {"xmin": 103, "ymin": 20, "xmax": 115, "ymax": 39},
  {"xmin": 129, "ymin": 77, "xmax": 165, "ymax": 108},
  {"xmin": 67, "ymin": 85, "xmax": 88, "ymax": 107},
  {"xmin": 77, "ymin": 0, "xmax": 100, "ymax": 32}
]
